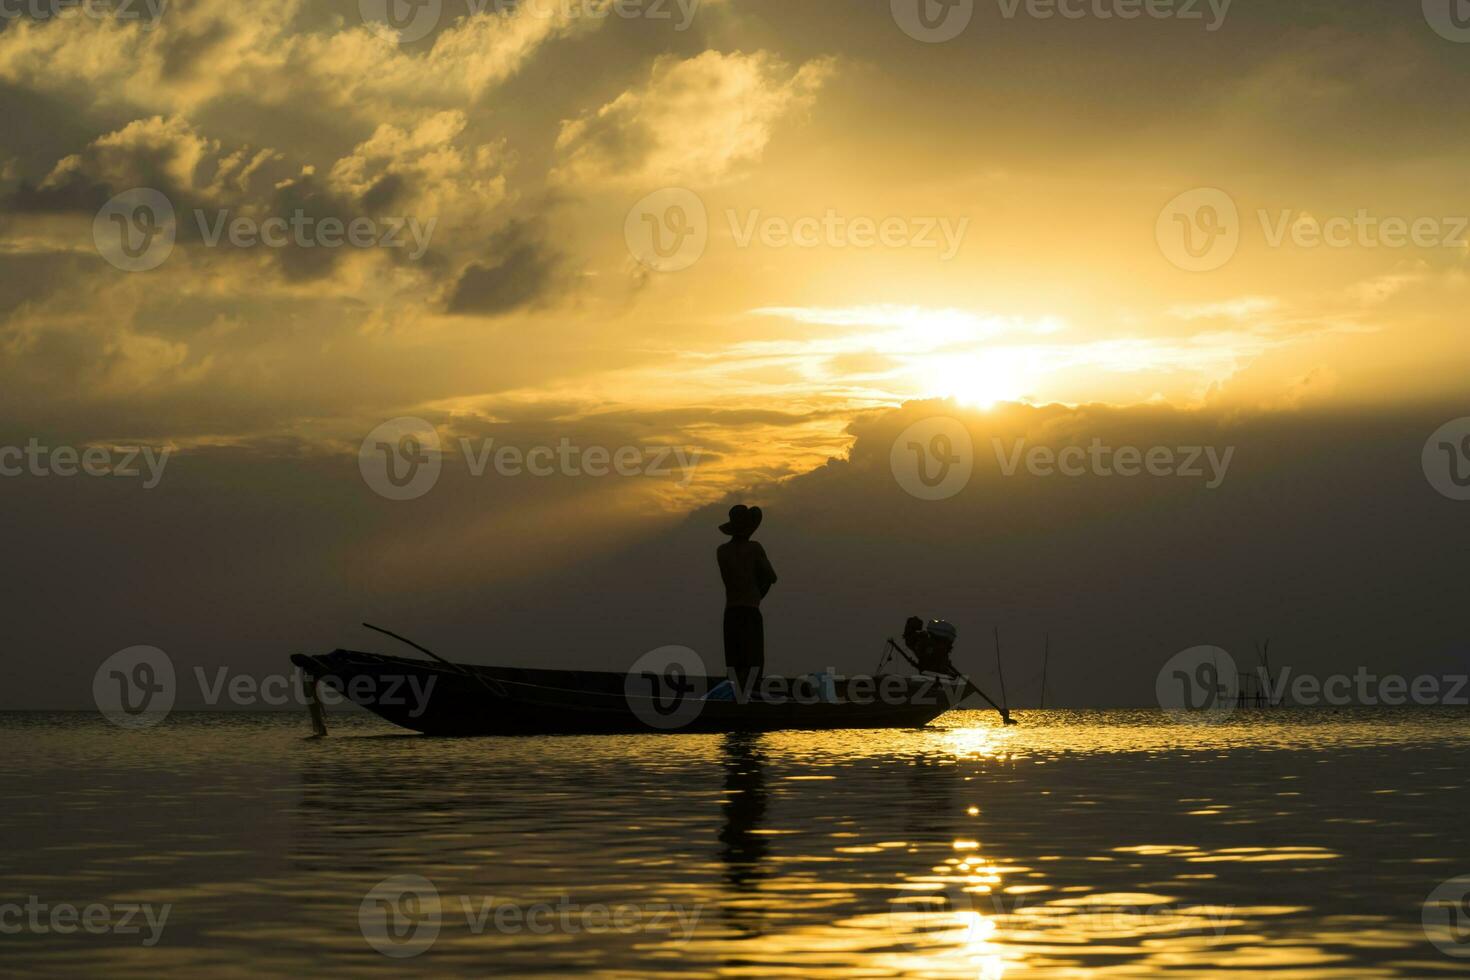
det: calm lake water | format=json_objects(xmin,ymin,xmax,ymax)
[{"xmin": 2, "ymin": 708, "xmax": 1468, "ymax": 977}]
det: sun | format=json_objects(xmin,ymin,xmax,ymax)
[{"xmin": 914, "ymin": 349, "xmax": 1038, "ymax": 409}]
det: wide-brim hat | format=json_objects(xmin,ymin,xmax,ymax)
[{"xmin": 719, "ymin": 504, "xmax": 763, "ymax": 536}]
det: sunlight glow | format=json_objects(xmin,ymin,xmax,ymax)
[{"xmin": 914, "ymin": 349, "xmax": 1041, "ymax": 409}]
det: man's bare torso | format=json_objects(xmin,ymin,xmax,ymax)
[{"xmin": 716, "ymin": 539, "xmax": 776, "ymax": 608}]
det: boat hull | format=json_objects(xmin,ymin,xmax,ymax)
[{"xmin": 289, "ymin": 650, "xmax": 958, "ymax": 736}]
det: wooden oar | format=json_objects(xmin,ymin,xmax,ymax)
[{"xmin": 957, "ymin": 670, "xmax": 1017, "ymax": 726}]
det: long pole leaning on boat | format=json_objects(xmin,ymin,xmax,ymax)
[
  {"xmin": 959, "ymin": 652, "xmax": 1017, "ymax": 726},
  {"xmin": 1039, "ymin": 633, "xmax": 1049, "ymax": 710},
  {"xmin": 363, "ymin": 622, "xmax": 459, "ymax": 669},
  {"xmin": 994, "ymin": 626, "xmax": 1011, "ymax": 720},
  {"xmin": 361, "ymin": 622, "xmax": 504, "ymax": 697}
]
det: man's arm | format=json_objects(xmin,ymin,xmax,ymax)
[{"xmin": 755, "ymin": 544, "xmax": 777, "ymax": 597}]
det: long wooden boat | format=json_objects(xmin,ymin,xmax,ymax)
[{"xmin": 288, "ymin": 649, "xmax": 962, "ymax": 736}]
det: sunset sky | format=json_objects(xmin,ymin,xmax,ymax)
[{"xmin": 3, "ymin": 0, "xmax": 1469, "ymax": 706}]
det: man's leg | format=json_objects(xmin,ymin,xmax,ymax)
[
  {"xmin": 723, "ymin": 607, "xmax": 745, "ymax": 686},
  {"xmin": 725, "ymin": 607, "xmax": 763, "ymax": 690},
  {"xmin": 746, "ymin": 608, "xmax": 765, "ymax": 684}
]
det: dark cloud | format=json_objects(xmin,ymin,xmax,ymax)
[
  {"xmin": 0, "ymin": 252, "xmax": 91, "ymax": 317},
  {"xmin": 264, "ymin": 175, "xmax": 352, "ymax": 281},
  {"xmin": 5, "ymin": 171, "xmax": 115, "ymax": 215},
  {"xmin": 0, "ymin": 82, "xmax": 99, "ymax": 181},
  {"xmin": 159, "ymin": 17, "xmax": 236, "ymax": 82},
  {"xmin": 445, "ymin": 220, "xmax": 562, "ymax": 315},
  {"xmin": 359, "ymin": 172, "xmax": 407, "ymax": 214},
  {"xmin": 582, "ymin": 407, "xmax": 842, "ymax": 429}
]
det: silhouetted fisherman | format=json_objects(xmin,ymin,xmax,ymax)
[{"xmin": 716, "ymin": 504, "xmax": 777, "ymax": 688}]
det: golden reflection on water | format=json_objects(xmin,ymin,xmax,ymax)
[{"xmin": 0, "ymin": 708, "xmax": 1467, "ymax": 977}]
